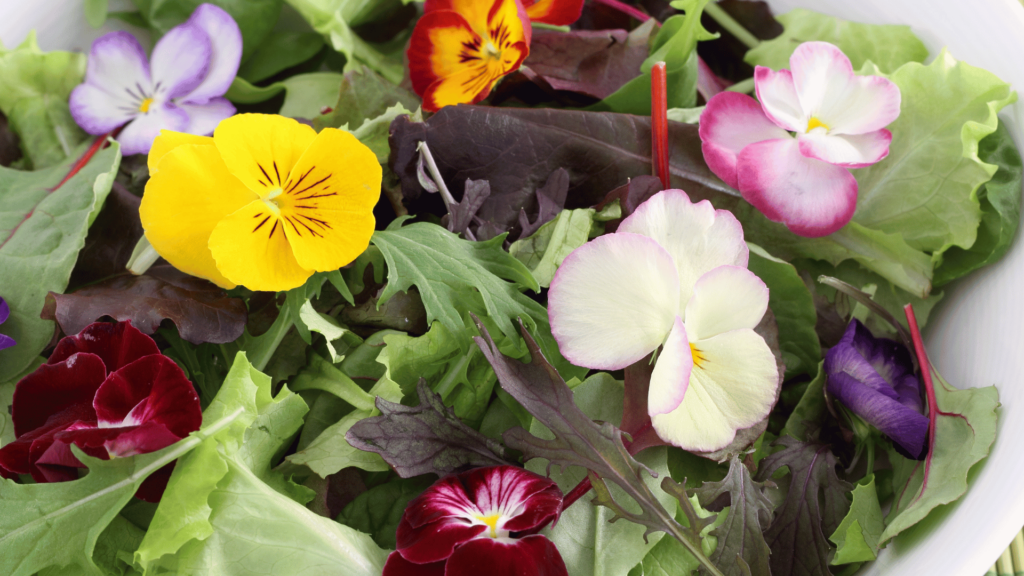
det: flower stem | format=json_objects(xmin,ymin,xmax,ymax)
[
  {"xmin": 591, "ymin": 0, "xmax": 653, "ymax": 22},
  {"xmin": 417, "ymin": 141, "xmax": 457, "ymax": 212},
  {"xmin": 651, "ymin": 61, "xmax": 670, "ymax": 190},
  {"xmin": 704, "ymin": 2, "xmax": 760, "ymax": 50},
  {"xmin": 903, "ymin": 304, "xmax": 938, "ymax": 474},
  {"xmin": 126, "ymin": 236, "xmax": 160, "ymax": 276}
]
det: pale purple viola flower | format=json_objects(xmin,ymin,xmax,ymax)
[
  {"xmin": 0, "ymin": 297, "xmax": 15, "ymax": 351},
  {"xmin": 699, "ymin": 42, "xmax": 901, "ymax": 238},
  {"xmin": 69, "ymin": 3, "xmax": 242, "ymax": 155},
  {"xmin": 825, "ymin": 319, "xmax": 928, "ymax": 459}
]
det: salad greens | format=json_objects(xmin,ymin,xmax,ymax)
[{"xmin": 0, "ymin": 1, "xmax": 1017, "ymax": 575}]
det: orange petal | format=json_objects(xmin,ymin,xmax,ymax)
[
  {"xmin": 524, "ymin": 0, "xmax": 584, "ymax": 26},
  {"xmin": 421, "ymin": 41, "xmax": 527, "ymax": 111},
  {"xmin": 408, "ymin": 10, "xmax": 480, "ymax": 98}
]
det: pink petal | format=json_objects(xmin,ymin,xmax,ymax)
[
  {"xmin": 684, "ymin": 266, "xmax": 769, "ymax": 341},
  {"xmin": 70, "ymin": 31, "xmax": 151, "ymax": 134},
  {"xmin": 101, "ymin": 421, "xmax": 183, "ymax": 457},
  {"xmin": 647, "ymin": 316, "xmax": 692, "ymax": 417},
  {"xmin": 699, "ymin": 92, "xmax": 790, "ymax": 189},
  {"xmin": 50, "ymin": 321, "xmax": 161, "ymax": 373},
  {"xmin": 798, "ymin": 129, "xmax": 892, "ymax": 167},
  {"xmin": 178, "ymin": 3, "xmax": 243, "ymax": 103},
  {"xmin": 149, "ymin": 22, "xmax": 211, "ymax": 100},
  {"xmin": 13, "ymin": 352, "xmax": 106, "ymax": 437},
  {"xmin": 460, "ymin": 466, "xmax": 562, "ymax": 532},
  {"xmin": 93, "ymin": 355, "xmax": 201, "ymax": 440},
  {"xmin": 383, "ymin": 552, "xmax": 446, "ymax": 576},
  {"xmin": 737, "ymin": 138, "xmax": 858, "ymax": 238},
  {"xmin": 178, "ymin": 97, "xmax": 235, "ymax": 135},
  {"xmin": 117, "ymin": 102, "xmax": 191, "ymax": 155},
  {"xmin": 396, "ymin": 517, "xmax": 486, "ymax": 564},
  {"xmin": 445, "ymin": 535, "xmax": 569, "ymax": 576},
  {"xmin": 548, "ymin": 233, "xmax": 680, "ymax": 371},
  {"xmin": 753, "ymin": 66, "xmax": 803, "ymax": 132}
]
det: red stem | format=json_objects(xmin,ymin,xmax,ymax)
[
  {"xmin": 651, "ymin": 61, "xmax": 670, "ymax": 190},
  {"xmin": 590, "ymin": 0, "xmax": 653, "ymax": 22},
  {"xmin": 558, "ymin": 423, "xmax": 659, "ymax": 513},
  {"xmin": 52, "ymin": 133, "xmax": 112, "ymax": 191},
  {"xmin": 903, "ymin": 305, "xmax": 938, "ymax": 480}
]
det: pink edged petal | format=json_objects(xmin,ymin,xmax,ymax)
[
  {"xmin": 178, "ymin": 3, "xmax": 243, "ymax": 103},
  {"xmin": 699, "ymin": 92, "xmax": 790, "ymax": 188},
  {"xmin": 50, "ymin": 321, "xmax": 161, "ymax": 372},
  {"xmin": 12, "ymin": 352, "xmax": 106, "ymax": 437},
  {"xmin": 445, "ymin": 535, "xmax": 569, "ymax": 576},
  {"xmin": 69, "ymin": 83, "xmax": 137, "ymax": 134},
  {"xmin": 684, "ymin": 266, "xmax": 768, "ymax": 341},
  {"xmin": 647, "ymin": 316, "xmax": 693, "ymax": 417},
  {"xmin": 462, "ymin": 466, "xmax": 562, "ymax": 532},
  {"xmin": 788, "ymin": 42, "xmax": 854, "ymax": 126},
  {"xmin": 618, "ymin": 189, "xmax": 749, "ymax": 312},
  {"xmin": 178, "ymin": 97, "xmax": 235, "ymax": 135},
  {"xmin": 93, "ymin": 355, "xmax": 201, "ymax": 439},
  {"xmin": 149, "ymin": 23, "xmax": 211, "ymax": 100},
  {"xmin": 737, "ymin": 138, "xmax": 857, "ymax": 238},
  {"xmin": 798, "ymin": 128, "xmax": 892, "ymax": 168},
  {"xmin": 383, "ymin": 552, "xmax": 446, "ymax": 576},
  {"xmin": 548, "ymin": 233, "xmax": 680, "ymax": 370},
  {"xmin": 117, "ymin": 102, "xmax": 190, "ymax": 155},
  {"xmin": 396, "ymin": 517, "xmax": 487, "ymax": 564},
  {"xmin": 753, "ymin": 66, "xmax": 804, "ymax": 132}
]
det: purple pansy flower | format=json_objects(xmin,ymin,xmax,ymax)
[
  {"xmin": 69, "ymin": 3, "xmax": 242, "ymax": 155},
  {"xmin": 824, "ymin": 319, "xmax": 928, "ymax": 459},
  {"xmin": 0, "ymin": 297, "xmax": 15, "ymax": 351}
]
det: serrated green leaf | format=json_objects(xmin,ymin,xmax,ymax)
[
  {"xmin": 693, "ymin": 457, "xmax": 774, "ymax": 576},
  {"xmin": 509, "ymin": 208, "xmax": 595, "ymax": 288},
  {"xmin": 830, "ymin": 474, "xmax": 884, "ymax": 565}
]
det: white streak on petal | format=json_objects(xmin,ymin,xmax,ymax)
[
  {"xmin": 117, "ymin": 102, "xmax": 190, "ymax": 155},
  {"xmin": 684, "ymin": 266, "xmax": 768, "ymax": 341},
  {"xmin": 789, "ymin": 41, "xmax": 854, "ymax": 127},
  {"xmin": 548, "ymin": 233, "xmax": 680, "ymax": 370},
  {"xmin": 699, "ymin": 92, "xmax": 790, "ymax": 188},
  {"xmin": 797, "ymin": 128, "xmax": 892, "ymax": 167},
  {"xmin": 619, "ymin": 189, "xmax": 749, "ymax": 312},
  {"xmin": 753, "ymin": 66, "xmax": 804, "ymax": 132},
  {"xmin": 69, "ymin": 83, "xmax": 137, "ymax": 134},
  {"xmin": 820, "ymin": 75, "xmax": 901, "ymax": 136},
  {"xmin": 178, "ymin": 97, "xmax": 236, "ymax": 135},
  {"xmin": 652, "ymin": 329, "xmax": 778, "ymax": 451},
  {"xmin": 150, "ymin": 23, "xmax": 211, "ymax": 100},
  {"xmin": 179, "ymin": 3, "xmax": 243, "ymax": 103},
  {"xmin": 648, "ymin": 316, "xmax": 692, "ymax": 417},
  {"xmin": 71, "ymin": 31, "xmax": 151, "ymax": 133}
]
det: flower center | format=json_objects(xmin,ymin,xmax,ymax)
[
  {"xmin": 484, "ymin": 41, "xmax": 501, "ymax": 60},
  {"xmin": 139, "ymin": 98, "xmax": 155, "ymax": 113},
  {"xmin": 806, "ymin": 116, "xmax": 830, "ymax": 132},
  {"xmin": 690, "ymin": 343, "xmax": 707, "ymax": 368},
  {"xmin": 475, "ymin": 513, "xmax": 503, "ymax": 538},
  {"xmin": 261, "ymin": 188, "xmax": 284, "ymax": 216}
]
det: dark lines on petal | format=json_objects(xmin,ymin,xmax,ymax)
[
  {"xmin": 269, "ymin": 220, "xmax": 280, "ymax": 239},
  {"xmin": 272, "ymin": 161, "xmax": 282, "ymax": 186},
  {"xmin": 295, "ymin": 218, "xmax": 322, "ymax": 238},
  {"xmin": 252, "ymin": 215, "xmax": 271, "ymax": 233},
  {"xmin": 299, "ymin": 214, "xmax": 333, "ymax": 230},
  {"xmin": 257, "ymin": 163, "xmax": 274, "ymax": 186},
  {"xmin": 284, "ymin": 216, "xmax": 302, "ymax": 236},
  {"xmin": 258, "ymin": 179, "xmax": 267, "ymax": 187},
  {"xmin": 292, "ymin": 174, "xmax": 331, "ymax": 196},
  {"xmin": 287, "ymin": 165, "xmax": 315, "ymax": 193},
  {"xmin": 295, "ymin": 192, "xmax": 337, "ymax": 201}
]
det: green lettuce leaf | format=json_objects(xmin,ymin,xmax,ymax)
[
  {"xmin": 509, "ymin": 208, "xmax": 595, "ymax": 288},
  {"xmin": 226, "ymin": 73, "xmax": 346, "ymax": 120},
  {"xmin": 0, "ymin": 140, "xmax": 120, "ymax": 382},
  {"xmin": 744, "ymin": 9, "xmax": 928, "ymax": 73},
  {"xmin": 237, "ymin": 31, "xmax": 325, "ymax": 83},
  {"xmin": 336, "ymin": 475, "xmax": 434, "ymax": 550},
  {"xmin": 830, "ymin": 474, "xmax": 884, "ymax": 565},
  {"xmin": 313, "ymin": 65, "xmax": 419, "ymax": 133},
  {"xmin": 84, "ymin": 0, "xmax": 110, "ymax": 27},
  {"xmin": 0, "ymin": 32, "xmax": 88, "ymax": 168},
  {"xmin": 128, "ymin": 0, "xmax": 283, "ymax": 62},
  {"xmin": 782, "ymin": 361, "xmax": 827, "ymax": 442}
]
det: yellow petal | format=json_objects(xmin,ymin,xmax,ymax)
[
  {"xmin": 276, "ymin": 128, "xmax": 381, "ymax": 272},
  {"xmin": 140, "ymin": 143, "xmax": 256, "ymax": 289},
  {"xmin": 148, "ymin": 130, "xmax": 214, "ymax": 174},
  {"xmin": 208, "ymin": 200, "xmax": 313, "ymax": 292},
  {"xmin": 213, "ymin": 114, "xmax": 317, "ymax": 197}
]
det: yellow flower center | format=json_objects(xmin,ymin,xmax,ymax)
[
  {"xmin": 261, "ymin": 187, "xmax": 284, "ymax": 216},
  {"xmin": 484, "ymin": 41, "xmax": 501, "ymax": 60},
  {"xmin": 139, "ymin": 98, "xmax": 154, "ymax": 113},
  {"xmin": 476, "ymin": 513, "xmax": 502, "ymax": 538},
  {"xmin": 806, "ymin": 116, "xmax": 830, "ymax": 132},
  {"xmin": 690, "ymin": 343, "xmax": 707, "ymax": 368}
]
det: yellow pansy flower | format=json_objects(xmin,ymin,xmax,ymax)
[{"xmin": 140, "ymin": 114, "xmax": 381, "ymax": 292}]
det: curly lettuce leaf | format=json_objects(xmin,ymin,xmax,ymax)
[
  {"xmin": 829, "ymin": 474, "xmax": 884, "ymax": 565},
  {"xmin": 509, "ymin": 208, "xmax": 596, "ymax": 288}
]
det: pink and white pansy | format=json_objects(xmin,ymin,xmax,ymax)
[
  {"xmin": 699, "ymin": 41, "xmax": 901, "ymax": 237},
  {"xmin": 69, "ymin": 3, "xmax": 242, "ymax": 155},
  {"xmin": 548, "ymin": 190, "xmax": 779, "ymax": 452},
  {"xmin": 383, "ymin": 465, "xmax": 568, "ymax": 576}
]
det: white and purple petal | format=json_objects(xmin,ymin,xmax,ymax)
[
  {"xmin": 149, "ymin": 22, "xmax": 212, "ymax": 100},
  {"xmin": 618, "ymin": 189, "xmax": 749, "ymax": 312},
  {"xmin": 70, "ymin": 31, "xmax": 152, "ymax": 134},
  {"xmin": 0, "ymin": 297, "xmax": 13, "ymax": 351},
  {"xmin": 683, "ymin": 265, "xmax": 768, "ymax": 342},
  {"xmin": 177, "ymin": 97, "xmax": 236, "ymax": 135},
  {"xmin": 699, "ymin": 92, "xmax": 791, "ymax": 189},
  {"xmin": 797, "ymin": 128, "xmax": 892, "ymax": 167},
  {"xmin": 548, "ymin": 232, "xmax": 680, "ymax": 370},
  {"xmin": 737, "ymin": 137, "xmax": 858, "ymax": 238},
  {"xmin": 177, "ymin": 3, "xmax": 243, "ymax": 104},
  {"xmin": 753, "ymin": 66, "xmax": 804, "ymax": 132},
  {"xmin": 647, "ymin": 316, "xmax": 693, "ymax": 417},
  {"xmin": 116, "ymin": 102, "xmax": 190, "ymax": 155}
]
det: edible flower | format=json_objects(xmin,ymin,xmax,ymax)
[
  {"xmin": 69, "ymin": 3, "xmax": 242, "ymax": 155},
  {"xmin": 408, "ymin": 0, "xmax": 531, "ymax": 112},
  {"xmin": 139, "ymin": 114, "xmax": 381, "ymax": 292},
  {"xmin": 0, "ymin": 297, "xmax": 14, "ymax": 351},
  {"xmin": 0, "ymin": 321, "xmax": 202, "ymax": 501},
  {"xmin": 521, "ymin": 0, "xmax": 584, "ymax": 26},
  {"xmin": 825, "ymin": 319, "xmax": 928, "ymax": 459},
  {"xmin": 548, "ymin": 190, "xmax": 779, "ymax": 451},
  {"xmin": 383, "ymin": 465, "xmax": 568, "ymax": 576},
  {"xmin": 699, "ymin": 41, "xmax": 901, "ymax": 237}
]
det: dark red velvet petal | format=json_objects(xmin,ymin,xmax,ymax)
[
  {"xmin": 444, "ymin": 535, "xmax": 568, "ymax": 576},
  {"xmin": 396, "ymin": 516, "xmax": 486, "ymax": 564},
  {"xmin": 404, "ymin": 473, "xmax": 482, "ymax": 529},
  {"xmin": 49, "ymin": 321, "xmax": 160, "ymax": 372},
  {"xmin": 93, "ymin": 355, "xmax": 201, "ymax": 438},
  {"xmin": 12, "ymin": 352, "xmax": 105, "ymax": 437},
  {"xmin": 0, "ymin": 436, "xmax": 34, "ymax": 476},
  {"xmin": 460, "ymin": 466, "xmax": 563, "ymax": 532},
  {"xmin": 135, "ymin": 462, "xmax": 176, "ymax": 503},
  {"xmin": 383, "ymin": 552, "xmax": 447, "ymax": 576},
  {"xmin": 102, "ymin": 421, "xmax": 182, "ymax": 457}
]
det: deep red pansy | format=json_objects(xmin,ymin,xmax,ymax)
[
  {"xmin": 383, "ymin": 465, "xmax": 569, "ymax": 576},
  {"xmin": 0, "ymin": 321, "xmax": 202, "ymax": 501}
]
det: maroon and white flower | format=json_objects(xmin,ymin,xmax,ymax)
[
  {"xmin": 383, "ymin": 465, "xmax": 569, "ymax": 576},
  {"xmin": 69, "ymin": 3, "xmax": 242, "ymax": 155},
  {"xmin": 0, "ymin": 321, "xmax": 202, "ymax": 501},
  {"xmin": 699, "ymin": 41, "xmax": 901, "ymax": 237}
]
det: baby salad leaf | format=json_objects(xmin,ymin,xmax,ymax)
[
  {"xmin": 474, "ymin": 319, "xmax": 725, "ymax": 576},
  {"xmin": 238, "ymin": 31, "xmax": 325, "ymax": 83},
  {"xmin": 782, "ymin": 362, "xmax": 828, "ymax": 443},
  {"xmin": 337, "ymin": 475, "xmax": 434, "ymax": 550},
  {"xmin": 0, "ymin": 139, "xmax": 120, "ymax": 382},
  {"xmin": 314, "ymin": 65, "xmax": 419, "ymax": 133},
  {"xmin": 693, "ymin": 456, "xmax": 775, "ymax": 576},
  {"xmin": 744, "ymin": 9, "xmax": 928, "ymax": 74},
  {"xmin": 128, "ymin": 0, "xmax": 282, "ymax": 62},
  {"xmin": 829, "ymin": 475, "xmax": 884, "ymax": 565},
  {"xmin": 0, "ymin": 32, "xmax": 88, "ymax": 169},
  {"xmin": 755, "ymin": 436, "xmax": 853, "ymax": 576},
  {"xmin": 227, "ymin": 73, "xmax": 345, "ymax": 120},
  {"xmin": 509, "ymin": 208, "xmax": 596, "ymax": 288},
  {"xmin": 346, "ymin": 379, "xmax": 509, "ymax": 478},
  {"xmin": 880, "ymin": 370, "xmax": 999, "ymax": 544}
]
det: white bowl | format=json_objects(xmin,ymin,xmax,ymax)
[{"xmin": 4, "ymin": 1, "xmax": 1024, "ymax": 574}]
